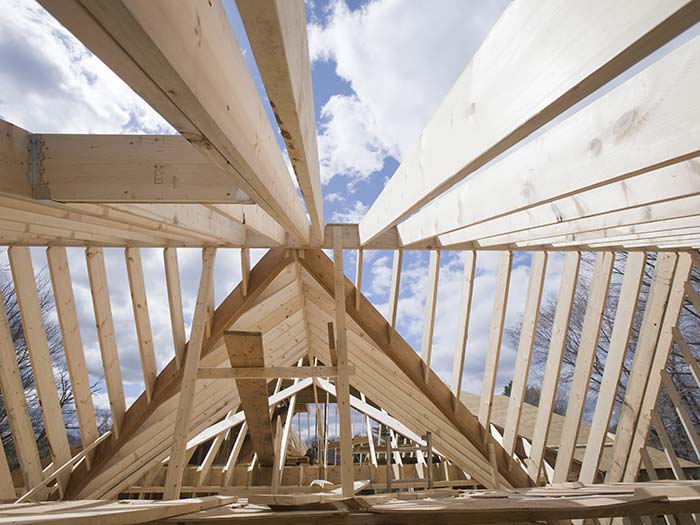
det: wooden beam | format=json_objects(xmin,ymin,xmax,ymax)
[
  {"xmin": 579, "ymin": 252, "xmax": 646, "ymax": 483},
  {"xmin": 85, "ymin": 247, "xmax": 126, "ymax": 438},
  {"xmin": 355, "ymin": 249, "xmax": 363, "ymax": 310},
  {"xmin": 332, "ymin": 227, "xmax": 355, "ymax": 497},
  {"xmin": 39, "ymin": 0, "xmax": 311, "ymax": 243},
  {"xmin": 223, "ymin": 331, "xmax": 275, "ymax": 467},
  {"xmin": 0, "ymin": 438, "xmax": 14, "ymax": 501},
  {"xmin": 46, "ymin": 246, "xmax": 99, "ymax": 457},
  {"xmin": 163, "ymin": 247, "xmax": 216, "ymax": 499},
  {"xmin": 437, "ymin": 161, "xmax": 700, "ymax": 248},
  {"xmin": 237, "ymin": 0, "xmax": 324, "ymax": 243},
  {"xmin": 35, "ymin": 133, "xmax": 252, "ymax": 203},
  {"xmin": 420, "ymin": 250, "xmax": 441, "ymax": 380},
  {"xmin": 240, "ymin": 247, "xmax": 250, "ymax": 297},
  {"xmin": 0, "ymin": 285, "xmax": 44, "ymax": 492},
  {"xmin": 299, "ymin": 249, "xmax": 532, "ymax": 488},
  {"xmin": 125, "ymin": 247, "xmax": 157, "ymax": 403},
  {"xmin": 651, "ymin": 411, "xmax": 686, "ymax": 480},
  {"xmin": 8, "ymin": 247, "xmax": 73, "ymax": 491},
  {"xmin": 623, "ymin": 253, "xmax": 693, "ymax": 481},
  {"xmin": 450, "ymin": 251, "xmax": 476, "ymax": 401},
  {"xmin": 661, "ymin": 370, "xmax": 700, "ymax": 459},
  {"xmin": 527, "ymin": 252, "xmax": 580, "ymax": 482},
  {"xmin": 479, "ymin": 251, "xmax": 512, "ymax": 434},
  {"xmin": 552, "ymin": 251, "xmax": 614, "ymax": 482},
  {"xmin": 397, "ymin": 30, "xmax": 700, "ymax": 248},
  {"xmin": 197, "ymin": 365, "xmax": 348, "ymax": 379},
  {"xmin": 502, "ymin": 252, "xmax": 547, "ymax": 457},
  {"xmin": 360, "ymin": 0, "xmax": 700, "ymax": 244},
  {"xmin": 163, "ymin": 248, "xmax": 186, "ymax": 370},
  {"xmin": 606, "ymin": 252, "xmax": 679, "ymax": 482},
  {"xmin": 387, "ymin": 250, "xmax": 403, "ymax": 330},
  {"xmin": 207, "ymin": 204, "xmax": 286, "ymax": 246}
]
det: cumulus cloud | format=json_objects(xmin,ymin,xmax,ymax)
[
  {"xmin": 0, "ymin": 0, "xmax": 172, "ymax": 133},
  {"xmin": 309, "ymin": 0, "xmax": 509, "ymax": 184},
  {"xmin": 330, "ymin": 200, "xmax": 369, "ymax": 223}
]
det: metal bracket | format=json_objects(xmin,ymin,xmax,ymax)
[{"xmin": 27, "ymin": 133, "xmax": 50, "ymax": 200}]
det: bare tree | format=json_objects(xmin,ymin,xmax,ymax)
[
  {"xmin": 505, "ymin": 252, "xmax": 700, "ymax": 462},
  {"xmin": 0, "ymin": 262, "xmax": 99, "ymax": 469}
]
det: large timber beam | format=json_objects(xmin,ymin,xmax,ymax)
[
  {"xmin": 39, "ymin": 0, "xmax": 310, "ymax": 243},
  {"xmin": 31, "ymin": 134, "xmax": 252, "ymax": 203},
  {"xmin": 360, "ymin": 0, "xmax": 700, "ymax": 244},
  {"xmin": 64, "ymin": 247, "xmax": 291, "ymax": 499},
  {"xmin": 223, "ymin": 332, "xmax": 275, "ymax": 467},
  {"xmin": 298, "ymin": 249, "xmax": 533, "ymax": 488},
  {"xmin": 237, "ymin": 0, "xmax": 324, "ymax": 244}
]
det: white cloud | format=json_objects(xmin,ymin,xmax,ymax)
[
  {"xmin": 330, "ymin": 200, "xmax": 369, "ymax": 223},
  {"xmin": 309, "ymin": 0, "xmax": 509, "ymax": 184},
  {"xmin": 0, "ymin": 0, "xmax": 172, "ymax": 134}
]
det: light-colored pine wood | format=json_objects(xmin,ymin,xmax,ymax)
[
  {"xmin": 85, "ymin": 246, "xmax": 126, "ymax": 438},
  {"xmin": 361, "ymin": 0, "xmax": 700, "ymax": 244},
  {"xmin": 651, "ymin": 411, "xmax": 686, "ymax": 480},
  {"xmin": 332, "ymin": 227, "xmax": 355, "ymax": 497},
  {"xmin": 527, "ymin": 252, "xmax": 580, "ymax": 482},
  {"xmin": 387, "ymin": 250, "xmax": 403, "ymax": 330},
  {"xmin": 580, "ymin": 252, "xmax": 646, "ymax": 483},
  {"xmin": 360, "ymin": 392, "xmax": 378, "ymax": 467},
  {"xmin": 163, "ymin": 247, "xmax": 216, "ymax": 500},
  {"xmin": 223, "ymin": 423, "xmax": 248, "ymax": 486},
  {"xmin": 606, "ymin": 252, "xmax": 679, "ymax": 482},
  {"xmin": 8, "ymin": 247, "xmax": 72, "ymax": 491},
  {"xmin": 0, "ymin": 438, "xmax": 13, "ymax": 501},
  {"xmin": 197, "ymin": 366, "xmax": 344, "ymax": 379},
  {"xmin": 420, "ymin": 250, "xmax": 441, "ymax": 381},
  {"xmin": 125, "ymin": 247, "xmax": 157, "ymax": 402},
  {"xmin": 39, "ymin": 0, "xmax": 311, "ymax": 243},
  {"xmin": 46, "ymin": 246, "xmax": 99, "ymax": 456},
  {"xmin": 240, "ymin": 247, "xmax": 250, "ymax": 297},
  {"xmin": 674, "ymin": 327, "xmax": 700, "ymax": 388},
  {"xmin": 451, "ymin": 251, "xmax": 476, "ymax": 402},
  {"xmin": 479, "ymin": 251, "xmax": 512, "ymax": 434},
  {"xmin": 355, "ymin": 249, "xmax": 363, "ymax": 310},
  {"xmin": 502, "ymin": 252, "xmax": 547, "ymax": 456},
  {"xmin": 660, "ymin": 370, "xmax": 700, "ymax": 459},
  {"xmin": 163, "ymin": 248, "xmax": 186, "ymax": 370},
  {"xmin": 0, "ymin": 287, "xmax": 44, "ymax": 492},
  {"xmin": 236, "ymin": 0, "xmax": 324, "ymax": 243},
  {"xmin": 553, "ymin": 251, "xmax": 614, "ymax": 482}
]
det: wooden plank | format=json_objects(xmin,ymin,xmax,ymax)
[
  {"xmin": 0, "ymin": 287, "xmax": 43, "ymax": 491},
  {"xmin": 38, "ymin": 133, "xmax": 251, "ymax": 203},
  {"xmin": 46, "ymin": 247, "xmax": 99, "ymax": 455},
  {"xmin": 355, "ymin": 249, "xmax": 363, "ymax": 311},
  {"xmin": 197, "ymin": 366, "xmax": 346, "ymax": 379},
  {"xmin": 299, "ymin": 249, "xmax": 532, "ymax": 488},
  {"xmin": 8, "ymin": 247, "xmax": 73, "ymax": 490},
  {"xmin": 552, "ymin": 251, "xmax": 614, "ymax": 482},
  {"xmin": 360, "ymin": 0, "xmax": 700, "ymax": 244},
  {"xmin": 125, "ymin": 248, "xmax": 157, "ymax": 403},
  {"xmin": 85, "ymin": 247, "xmax": 126, "ymax": 438},
  {"xmin": 527, "ymin": 252, "xmax": 580, "ymax": 482},
  {"xmin": 674, "ymin": 327, "xmax": 700, "ymax": 388},
  {"xmin": 223, "ymin": 331, "xmax": 274, "ymax": 467},
  {"xmin": 0, "ymin": 440, "xmax": 13, "ymax": 501},
  {"xmin": 606, "ymin": 252, "xmax": 679, "ymax": 482},
  {"xmin": 240, "ymin": 248, "xmax": 250, "ymax": 297},
  {"xmin": 39, "ymin": 0, "xmax": 310, "ymax": 243},
  {"xmin": 661, "ymin": 370, "xmax": 700, "ymax": 459},
  {"xmin": 360, "ymin": 392, "xmax": 378, "ymax": 467},
  {"xmin": 450, "ymin": 251, "xmax": 476, "ymax": 401},
  {"xmin": 332, "ymin": 227, "xmax": 355, "ymax": 497},
  {"xmin": 479, "ymin": 251, "xmax": 512, "ymax": 434},
  {"xmin": 163, "ymin": 247, "xmax": 216, "ymax": 500},
  {"xmin": 651, "ymin": 411, "xmax": 686, "ymax": 480},
  {"xmin": 420, "ymin": 251, "xmax": 441, "ymax": 381},
  {"xmin": 579, "ymin": 252, "xmax": 646, "ymax": 483},
  {"xmin": 439, "ymin": 162, "xmax": 700, "ymax": 248},
  {"xmin": 237, "ymin": 0, "xmax": 324, "ymax": 243},
  {"xmin": 387, "ymin": 250, "xmax": 403, "ymax": 329},
  {"xmin": 272, "ymin": 361, "xmax": 303, "ymax": 489},
  {"xmin": 163, "ymin": 248, "xmax": 186, "ymax": 370},
  {"xmin": 623, "ymin": 253, "xmax": 693, "ymax": 481},
  {"xmin": 502, "ymin": 252, "xmax": 547, "ymax": 456},
  {"xmin": 207, "ymin": 204, "xmax": 286, "ymax": 247}
]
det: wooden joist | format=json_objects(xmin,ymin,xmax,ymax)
[
  {"xmin": 237, "ymin": 0, "xmax": 324, "ymax": 243},
  {"xmin": 420, "ymin": 250, "xmax": 440, "ymax": 380},
  {"xmin": 223, "ymin": 331, "xmax": 275, "ymax": 467},
  {"xmin": 197, "ymin": 365, "xmax": 346, "ymax": 379},
  {"xmin": 163, "ymin": 247, "xmax": 216, "ymax": 499},
  {"xmin": 38, "ymin": 0, "xmax": 311, "ymax": 243},
  {"xmin": 360, "ymin": 0, "xmax": 700, "ymax": 244},
  {"xmin": 450, "ymin": 251, "xmax": 476, "ymax": 400}
]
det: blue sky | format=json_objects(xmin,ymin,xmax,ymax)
[{"xmin": 0, "ymin": 0, "xmax": 566, "ymax": 413}]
